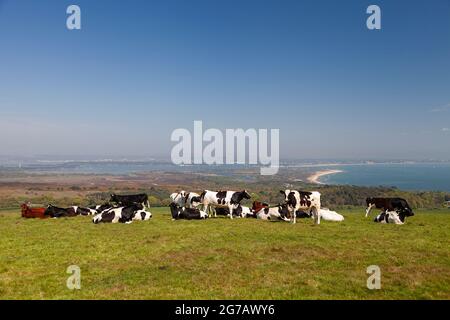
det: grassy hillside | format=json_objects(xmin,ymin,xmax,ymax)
[{"xmin": 0, "ymin": 208, "xmax": 449, "ymax": 299}]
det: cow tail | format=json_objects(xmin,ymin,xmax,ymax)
[{"xmin": 199, "ymin": 191, "xmax": 206, "ymax": 202}]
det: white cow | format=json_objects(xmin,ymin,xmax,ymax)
[{"xmin": 295, "ymin": 208, "xmax": 344, "ymax": 222}]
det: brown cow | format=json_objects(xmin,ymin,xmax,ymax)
[{"xmin": 21, "ymin": 203, "xmax": 47, "ymax": 219}]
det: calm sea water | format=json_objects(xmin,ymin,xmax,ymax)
[
  {"xmin": 2, "ymin": 160, "xmax": 449, "ymax": 192},
  {"xmin": 319, "ymin": 163, "xmax": 450, "ymax": 192}
]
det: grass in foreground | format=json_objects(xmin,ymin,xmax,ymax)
[{"xmin": 0, "ymin": 208, "xmax": 449, "ymax": 299}]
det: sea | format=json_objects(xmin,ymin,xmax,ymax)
[
  {"xmin": 317, "ymin": 163, "xmax": 450, "ymax": 192},
  {"xmin": 1, "ymin": 159, "xmax": 449, "ymax": 192}
]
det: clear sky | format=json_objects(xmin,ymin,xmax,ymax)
[{"xmin": 0, "ymin": 0, "xmax": 449, "ymax": 160}]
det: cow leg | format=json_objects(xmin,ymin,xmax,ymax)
[
  {"xmin": 313, "ymin": 207, "xmax": 321, "ymax": 225},
  {"xmin": 202, "ymin": 203, "xmax": 209, "ymax": 217},
  {"xmin": 365, "ymin": 203, "xmax": 374, "ymax": 217},
  {"xmin": 291, "ymin": 208, "xmax": 296, "ymax": 224},
  {"xmin": 228, "ymin": 205, "xmax": 233, "ymax": 219}
]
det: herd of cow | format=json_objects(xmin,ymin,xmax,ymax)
[{"xmin": 20, "ymin": 189, "xmax": 415, "ymax": 225}]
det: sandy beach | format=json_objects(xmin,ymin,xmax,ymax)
[{"xmin": 307, "ymin": 169, "xmax": 343, "ymax": 184}]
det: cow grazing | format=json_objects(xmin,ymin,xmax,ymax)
[
  {"xmin": 169, "ymin": 203, "xmax": 208, "ymax": 220},
  {"xmin": 280, "ymin": 190, "xmax": 321, "ymax": 224},
  {"xmin": 214, "ymin": 204, "xmax": 252, "ymax": 218},
  {"xmin": 92, "ymin": 203, "xmax": 147, "ymax": 224},
  {"xmin": 365, "ymin": 197, "xmax": 414, "ymax": 218},
  {"xmin": 110, "ymin": 193, "xmax": 150, "ymax": 208},
  {"xmin": 374, "ymin": 211, "xmax": 404, "ymax": 225},
  {"xmin": 200, "ymin": 190, "xmax": 251, "ymax": 219},
  {"xmin": 45, "ymin": 205, "xmax": 79, "ymax": 218}
]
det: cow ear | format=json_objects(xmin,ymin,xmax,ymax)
[{"xmin": 279, "ymin": 190, "xmax": 285, "ymax": 195}]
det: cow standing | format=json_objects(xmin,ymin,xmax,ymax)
[
  {"xmin": 365, "ymin": 197, "xmax": 414, "ymax": 218},
  {"xmin": 280, "ymin": 190, "xmax": 321, "ymax": 224},
  {"xmin": 110, "ymin": 193, "xmax": 150, "ymax": 208},
  {"xmin": 200, "ymin": 190, "xmax": 251, "ymax": 219},
  {"xmin": 170, "ymin": 191, "xmax": 202, "ymax": 208}
]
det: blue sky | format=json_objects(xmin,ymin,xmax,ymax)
[{"xmin": 0, "ymin": 0, "xmax": 449, "ymax": 160}]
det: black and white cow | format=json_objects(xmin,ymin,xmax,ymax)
[
  {"xmin": 170, "ymin": 191, "xmax": 187, "ymax": 207},
  {"xmin": 280, "ymin": 190, "xmax": 321, "ymax": 224},
  {"xmin": 71, "ymin": 206, "xmax": 97, "ymax": 216},
  {"xmin": 170, "ymin": 191, "xmax": 202, "ymax": 208},
  {"xmin": 214, "ymin": 204, "xmax": 252, "ymax": 218},
  {"xmin": 365, "ymin": 197, "xmax": 414, "ymax": 218},
  {"xmin": 200, "ymin": 190, "xmax": 251, "ymax": 219},
  {"xmin": 250, "ymin": 202, "xmax": 291, "ymax": 221},
  {"xmin": 374, "ymin": 210, "xmax": 404, "ymax": 224},
  {"xmin": 92, "ymin": 203, "xmax": 151, "ymax": 224},
  {"xmin": 169, "ymin": 203, "xmax": 208, "ymax": 220},
  {"xmin": 45, "ymin": 205, "xmax": 79, "ymax": 218},
  {"xmin": 110, "ymin": 193, "xmax": 150, "ymax": 208},
  {"xmin": 89, "ymin": 203, "xmax": 115, "ymax": 214}
]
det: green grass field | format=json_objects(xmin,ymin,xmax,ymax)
[{"xmin": 0, "ymin": 208, "xmax": 449, "ymax": 300}]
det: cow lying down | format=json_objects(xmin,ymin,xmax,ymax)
[
  {"xmin": 170, "ymin": 203, "xmax": 208, "ymax": 220},
  {"xmin": 296, "ymin": 208, "xmax": 344, "ymax": 222},
  {"xmin": 250, "ymin": 202, "xmax": 290, "ymax": 221},
  {"xmin": 92, "ymin": 204, "xmax": 152, "ymax": 224},
  {"xmin": 45, "ymin": 205, "xmax": 97, "ymax": 218},
  {"xmin": 374, "ymin": 211, "xmax": 404, "ymax": 225},
  {"xmin": 214, "ymin": 205, "xmax": 252, "ymax": 218},
  {"xmin": 250, "ymin": 202, "xmax": 344, "ymax": 222}
]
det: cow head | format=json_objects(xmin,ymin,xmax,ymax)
[
  {"xmin": 397, "ymin": 201, "xmax": 414, "ymax": 218},
  {"xmin": 242, "ymin": 190, "xmax": 251, "ymax": 200}
]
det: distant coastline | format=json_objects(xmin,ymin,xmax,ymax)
[{"xmin": 307, "ymin": 169, "xmax": 344, "ymax": 184}]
